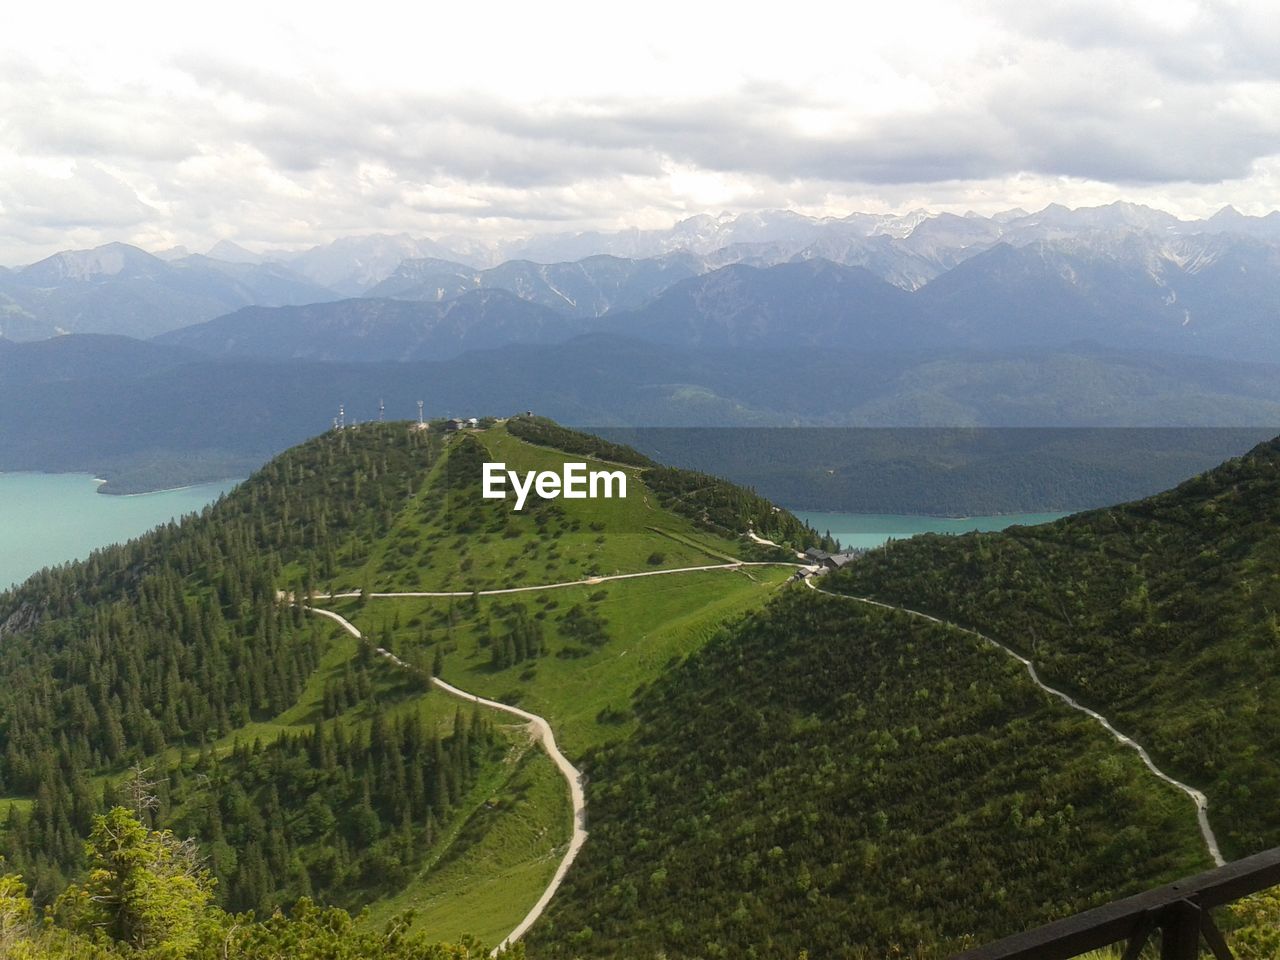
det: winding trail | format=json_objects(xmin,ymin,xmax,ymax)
[
  {"xmin": 313, "ymin": 560, "xmax": 801, "ymax": 601},
  {"xmin": 301, "ymin": 604, "xmax": 589, "ymax": 954},
  {"xmin": 805, "ymin": 579, "xmax": 1225, "ymax": 867},
  {"xmin": 288, "ymin": 562, "xmax": 798, "ymax": 949},
  {"xmin": 746, "ymin": 529, "xmax": 808, "ymax": 560},
  {"xmin": 300, "ymin": 553, "xmax": 1223, "ymax": 951}
]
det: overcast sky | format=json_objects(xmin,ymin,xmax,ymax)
[{"xmin": 1, "ymin": 0, "xmax": 1278, "ymax": 263}]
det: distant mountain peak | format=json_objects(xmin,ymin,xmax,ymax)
[
  {"xmin": 20, "ymin": 242, "xmax": 162, "ymax": 283},
  {"xmin": 206, "ymin": 239, "xmax": 264, "ymax": 264}
]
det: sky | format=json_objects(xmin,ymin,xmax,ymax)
[{"xmin": 1, "ymin": 0, "xmax": 1278, "ymax": 263}]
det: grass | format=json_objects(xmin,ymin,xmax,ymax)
[
  {"xmin": 360, "ymin": 732, "xmax": 572, "ymax": 944},
  {"xmin": 352, "ymin": 425, "xmax": 751, "ymax": 595},
  {"xmin": 6, "ymin": 423, "xmax": 790, "ymax": 939},
  {"xmin": 335, "ymin": 565, "xmax": 794, "ymax": 756},
  {"xmin": 82, "ymin": 617, "xmax": 439, "ymax": 799}
]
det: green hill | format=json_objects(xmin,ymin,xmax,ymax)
[
  {"xmin": 7, "ymin": 419, "xmax": 1280, "ymax": 959},
  {"xmin": 0, "ymin": 417, "xmax": 818, "ymax": 952},
  {"xmin": 527, "ymin": 590, "xmax": 1209, "ymax": 959},
  {"xmin": 824, "ymin": 435, "xmax": 1280, "ymax": 861},
  {"xmin": 524, "ymin": 435, "xmax": 1280, "ymax": 958}
]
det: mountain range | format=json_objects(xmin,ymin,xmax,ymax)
[
  {"xmin": 5, "ymin": 201, "xmax": 1280, "ymax": 498},
  {"xmin": 157, "ymin": 235, "xmax": 1280, "ymax": 364},
  {"xmin": 6, "ymin": 201, "xmax": 1280, "ymax": 344},
  {"xmin": 0, "ymin": 241, "xmax": 340, "ymax": 340}
]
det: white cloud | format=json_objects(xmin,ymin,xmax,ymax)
[{"xmin": 0, "ymin": 0, "xmax": 1278, "ymax": 263}]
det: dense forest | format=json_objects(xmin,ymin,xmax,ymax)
[
  {"xmin": 9, "ymin": 416, "xmax": 1280, "ymax": 958},
  {"xmin": 0, "ymin": 418, "xmax": 823, "ymax": 939},
  {"xmin": 531, "ymin": 589, "xmax": 1208, "ymax": 959},
  {"xmin": 161, "ymin": 704, "xmax": 495, "ymax": 914},
  {"xmin": 591, "ymin": 427, "xmax": 1273, "ymax": 514},
  {"xmin": 0, "ymin": 424, "xmax": 446, "ymax": 901},
  {"xmin": 827, "ymin": 434, "xmax": 1280, "ymax": 860}
]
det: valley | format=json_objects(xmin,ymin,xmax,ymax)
[
  {"xmin": 6, "ymin": 203, "xmax": 1280, "ymax": 503},
  {"xmin": 0, "ymin": 418, "xmax": 821, "ymax": 953},
  {"xmin": 11, "ymin": 9, "xmax": 1280, "ymax": 958},
  {"xmin": 4, "ymin": 417, "xmax": 1276, "ymax": 957}
]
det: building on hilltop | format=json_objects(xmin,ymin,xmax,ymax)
[
  {"xmin": 823, "ymin": 551, "xmax": 863, "ymax": 571},
  {"xmin": 802, "ymin": 547, "xmax": 866, "ymax": 572}
]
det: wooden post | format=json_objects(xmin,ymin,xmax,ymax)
[
  {"xmin": 1160, "ymin": 900, "xmax": 1202, "ymax": 960},
  {"xmin": 950, "ymin": 844, "xmax": 1280, "ymax": 959}
]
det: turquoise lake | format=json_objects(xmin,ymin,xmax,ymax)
[
  {"xmin": 0, "ymin": 473, "xmax": 1071, "ymax": 591},
  {"xmin": 791, "ymin": 510, "xmax": 1070, "ymax": 550},
  {"xmin": 0, "ymin": 474, "xmax": 239, "ymax": 590}
]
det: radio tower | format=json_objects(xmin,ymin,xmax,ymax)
[
  {"xmin": 379, "ymin": 399, "xmax": 385, "ymax": 422},
  {"xmin": 417, "ymin": 400, "xmax": 424, "ymax": 425},
  {"xmin": 338, "ymin": 404, "xmax": 345, "ymax": 430}
]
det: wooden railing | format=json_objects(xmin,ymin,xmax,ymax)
[{"xmin": 950, "ymin": 846, "xmax": 1280, "ymax": 960}]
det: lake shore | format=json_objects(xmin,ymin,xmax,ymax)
[
  {"xmin": 791, "ymin": 509, "xmax": 1070, "ymax": 550},
  {"xmin": 0, "ymin": 473, "xmax": 238, "ymax": 590}
]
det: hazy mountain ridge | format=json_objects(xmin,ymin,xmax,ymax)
[
  {"xmin": 280, "ymin": 232, "xmax": 494, "ymax": 295},
  {"xmin": 164, "ymin": 232, "xmax": 1280, "ymax": 364},
  {"xmin": 8, "ymin": 201, "xmax": 1280, "ymax": 346},
  {"xmin": 495, "ymin": 201, "xmax": 1280, "ymax": 284},
  {"xmin": 155, "ymin": 289, "xmax": 581, "ymax": 362},
  {"xmin": 8, "ymin": 331, "xmax": 1280, "ymax": 502},
  {"xmin": 365, "ymin": 252, "xmax": 703, "ymax": 318},
  {"xmin": 0, "ymin": 241, "xmax": 341, "ymax": 340}
]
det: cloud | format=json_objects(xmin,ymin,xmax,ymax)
[
  {"xmin": 0, "ymin": 162, "xmax": 156, "ymax": 235},
  {"xmin": 993, "ymin": 1, "xmax": 1280, "ymax": 82},
  {"xmin": 0, "ymin": 0, "xmax": 1278, "ymax": 263}
]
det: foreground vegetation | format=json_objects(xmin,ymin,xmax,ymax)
[
  {"xmin": 4, "ymin": 801, "xmax": 1280, "ymax": 960},
  {"xmin": 0, "ymin": 804, "xmax": 511, "ymax": 959}
]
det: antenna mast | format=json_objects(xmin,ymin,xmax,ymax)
[
  {"xmin": 417, "ymin": 400, "xmax": 424, "ymax": 425},
  {"xmin": 379, "ymin": 399, "xmax": 385, "ymax": 422}
]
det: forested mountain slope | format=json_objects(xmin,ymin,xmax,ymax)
[
  {"xmin": 156, "ymin": 290, "xmax": 582, "ymax": 362},
  {"xmin": 527, "ymin": 439, "xmax": 1280, "ymax": 958},
  {"xmin": 9, "ymin": 420, "xmax": 1280, "ymax": 959},
  {"xmin": 0, "ymin": 424, "xmax": 450, "ymax": 904},
  {"xmin": 530, "ymin": 589, "xmax": 1208, "ymax": 958},
  {"xmin": 826, "ymin": 435, "xmax": 1280, "ymax": 860},
  {"xmin": 0, "ymin": 418, "xmax": 820, "ymax": 950}
]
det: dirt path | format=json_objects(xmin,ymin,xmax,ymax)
[
  {"xmin": 300, "ymin": 604, "xmax": 589, "ymax": 954},
  {"xmin": 291, "ymin": 558, "xmax": 802, "ymax": 947},
  {"xmin": 746, "ymin": 528, "xmax": 809, "ymax": 560},
  {"xmin": 804, "ymin": 579, "xmax": 1225, "ymax": 867},
  {"xmin": 313, "ymin": 560, "xmax": 801, "ymax": 601}
]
